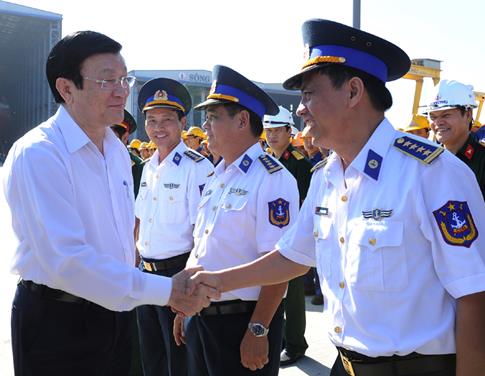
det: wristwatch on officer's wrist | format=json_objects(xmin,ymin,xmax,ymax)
[{"xmin": 247, "ymin": 322, "xmax": 269, "ymax": 337}]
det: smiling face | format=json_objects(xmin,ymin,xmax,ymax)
[
  {"xmin": 67, "ymin": 53, "xmax": 129, "ymax": 129},
  {"xmin": 429, "ymin": 108, "xmax": 471, "ymax": 149},
  {"xmin": 145, "ymin": 108, "xmax": 185, "ymax": 151}
]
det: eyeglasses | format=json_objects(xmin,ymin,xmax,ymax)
[{"xmin": 83, "ymin": 76, "xmax": 136, "ymax": 90}]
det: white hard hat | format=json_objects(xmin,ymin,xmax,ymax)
[
  {"xmin": 426, "ymin": 80, "xmax": 477, "ymax": 114},
  {"xmin": 263, "ymin": 106, "xmax": 295, "ymax": 129}
]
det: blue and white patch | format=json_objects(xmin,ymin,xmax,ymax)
[
  {"xmin": 268, "ymin": 198, "xmax": 290, "ymax": 228},
  {"xmin": 433, "ymin": 200, "xmax": 478, "ymax": 248},
  {"xmin": 393, "ymin": 136, "xmax": 443, "ymax": 164},
  {"xmin": 173, "ymin": 152, "xmax": 182, "ymax": 166},
  {"xmin": 363, "ymin": 149, "xmax": 382, "ymax": 180},
  {"xmin": 238, "ymin": 154, "xmax": 253, "ymax": 173}
]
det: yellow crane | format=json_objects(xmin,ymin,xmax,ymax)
[{"xmin": 403, "ymin": 58, "xmax": 441, "ymax": 115}]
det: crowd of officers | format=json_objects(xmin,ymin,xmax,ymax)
[{"xmin": 2, "ymin": 17, "xmax": 484, "ymax": 376}]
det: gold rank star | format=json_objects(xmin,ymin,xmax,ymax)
[{"xmin": 448, "ymin": 203, "xmax": 455, "ymax": 211}]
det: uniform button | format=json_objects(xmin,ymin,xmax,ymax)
[
  {"xmin": 204, "ymin": 229, "xmax": 209, "ymax": 234},
  {"xmin": 155, "ymin": 174, "xmax": 160, "ymax": 179},
  {"xmin": 148, "ymin": 218, "xmax": 153, "ymax": 223},
  {"xmin": 341, "ymin": 195, "xmax": 348, "ymax": 202},
  {"xmin": 220, "ymin": 183, "xmax": 225, "ymax": 188},
  {"xmin": 212, "ymin": 206, "xmax": 217, "ymax": 211},
  {"xmin": 368, "ymin": 238, "xmax": 376, "ymax": 246},
  {"xmin": 144, "ymin": 241, "xmax": 148, "ymax": 246},
  {"xmin": 339, "ymin": 281, "xmax": 345, "ymax": 289},
  {"xmin": 339, "ymin": 236, "xmax": 345, "ymax": 244},
  {"xmin": 313, "ymin": 230, "xmax": 319, "ymax": 238},
  {"xmin": 334, "ymin": 326, "xmax": 342, "ymax": 334},
  {"xmin": 225, "ymin": 203, "xmax": 232, "ymax": 209},
  {"xmin": 169, "ymin": 196, "xmax": 174, "ymax": 201},
  {"xmin": 153, "ymin": 197, "xmax": 157, "ymax": 201}
]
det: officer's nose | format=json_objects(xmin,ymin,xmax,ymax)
[{"xmin": 296, "ymin": 102, "xmax": 307, "ymax": 117}]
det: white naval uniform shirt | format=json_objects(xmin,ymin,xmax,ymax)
[
  {"xmin": 135, "ymin": 142, "xmax": 213, "ymax": 259},
  {"xmin": 2, "ymin": 106, "xmax": 172, "ymax": 311},
  {"xmin": 277, "ymin": 118, "xmax": 485, "ymax": 357},
  {"xmin": 186, "ymin": 142, "xmax": 299, "ymax": 301}
]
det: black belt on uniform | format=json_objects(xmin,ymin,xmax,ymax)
[
  {"xmin": 199, "ymin": 299, "xmax": 256, "ymax": 316},
  {"xmin": 141, "ymin": 252, "xmax": 190, "ymax": 273},
  {"xmin": 337, "ymin": 347, "xmax": 456, "ymax": 376},
  {"xmin": 20, "ymin": 280, "xmax": 89, "ymax": 305}
]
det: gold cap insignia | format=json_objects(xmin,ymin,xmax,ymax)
[
  {"xmin": 154, "ymin": 90, "xmax": 168, "ymax": 101},
  {"xmin": 210, "ymin": 80, "xmax": 217, "ymax": 95}
]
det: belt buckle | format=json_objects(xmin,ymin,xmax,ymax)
[
  {"xmin": 339, "ymin": 352, "xmax": 356, "ymax": 376},
  {"xmin": 143, "ymin": 261, "xmax": 153, "ymax": 272}
]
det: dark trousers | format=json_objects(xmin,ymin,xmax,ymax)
[
  {"xmin": 283, "ymin": 276, "xmax": 308, "ymax": 356},
  {"xmin": 11, "ymin": 282, "xmax": 133, "ymax": 376},
  {"xmin": 137, "ymin": 254, "xmax": 188, "ymax": 376},
  {"xmin": 185, "ymin": 303, "xmax": 284, "ymax": 376},
  {"xmin": 330, "ymin": 354, "xmax": 456, "ymax": 376}
]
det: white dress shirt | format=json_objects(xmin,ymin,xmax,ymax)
[
  {"xmin": 186, "ymin": 142, "xmax": 299, "ymax": 301},
  {"xmin": 2, "ymin": 106, "xmax": 172, "ymax": 311},
  {"xmin": 135, "ymin": 142, "xmax": 213, "ymax": 259},
  {"xmin": 277, "ymin": 118, "xmax": 485, "ymax": 357}
]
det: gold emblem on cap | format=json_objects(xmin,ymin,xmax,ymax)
[
  {"xmin": 210, "ymin": 80, "xmax": 217, "ymax": 95},
  {"xmin": 154, "ymin": 90, "xmax": 168, "ymax": 101},
  {"xmin": 303, "ymin": 43, "xmax": 310, "ymax": 62},
  {"xmin": 368, "ymin": 159, "xmax": 379, "ymax": 169}
]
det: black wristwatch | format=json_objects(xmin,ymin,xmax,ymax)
[{"xmin": 247, "ymin": 322, "xmax": 269, "ymax": 337}]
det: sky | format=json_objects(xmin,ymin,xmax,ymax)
[{"xmin": 7, "ymin": 0, "xmax": 485, "ymax": 127}]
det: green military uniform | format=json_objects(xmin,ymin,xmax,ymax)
[
  {"xmin": 456, "ymin": 133, "xmax": 485, "ymax": 200},
  {"xmin": 130, "ymin": 152, "xmax": 144, "ymax": 198},
  {"xmin": 275, "ymin": 144, "xmax": 313, "ymax": 359}
]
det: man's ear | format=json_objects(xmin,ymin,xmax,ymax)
[
  {"xmin": 180, "ymin": 116, "xmax": 187, "ymax": 128},
  {"xmin": 56, "ymin": 78, "xmax": 75, "ymax": 105},
  {"xmin": 239, "ymin": 110, "xmax": 250, "ymax": 129},
  {"xmin": 347, "ymin": 77, "xmax": 364, "ymax": 108}
]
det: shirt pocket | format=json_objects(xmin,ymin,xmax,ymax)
[
  {"xmin": 159, "ymin": 185, "xmax": 185, "ymax": 223},
  {"xmin": 217, "ymin": 195, "xmax": 249, "ymax": 241},
  {"xmin": 347, "ymin": 221, "xmax": 407, "ymax": 292},
  {"xmin": 314, "ymin": 216, "xmax": 333, "ymax": 279}
]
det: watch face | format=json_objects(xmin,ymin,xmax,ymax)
[{"xmin": 252, "ymin": 325, "xmax": 265, "ymax": 336}]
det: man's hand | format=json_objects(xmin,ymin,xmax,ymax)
[
  {"xmin": 173, "ymin": 314, "xmax": 186, "ymax": 346},
  {"xmin": 240, "ymin": 330, "xmax": 269, "ymax": 371},
  {"xmin": 168, "ymin": 267, "xmax": 220, "ymax": 316},
  {"xmin": 187, "ymin": 270, "xmax": 223, "ymax": 296}
]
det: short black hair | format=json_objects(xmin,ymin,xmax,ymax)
[
  {"xmin": 223, "ymin": 103, "xmax": 263, "ymax": 138},
  {"xmin": 46, "ymin": 31, "xmax": 122, "ymax": 103},
  {"xmin": 315, "ymin": 64, "xmax": 393, "ymax": 112},
  {"xmin": 456, "ymin": 106, "xmax": 474, "ymax": 130}
]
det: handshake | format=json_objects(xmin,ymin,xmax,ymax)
[{"xmin": 167, "ymin": 266, "xmax": 223, "ymax": 316}]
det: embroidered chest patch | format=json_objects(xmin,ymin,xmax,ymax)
[
  {"xmin": 268, "ymin": 198, "xmax": 290, "ymax": 228},
  {"xmin": 432, "ymin": 200, "xmax": 478, "ymax": 248}
]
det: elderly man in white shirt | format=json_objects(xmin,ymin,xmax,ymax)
[
  {"xmin": 134, "ymin": 77, "xmax": 213, "ymax": 376},
  {"xmin": 2, "ymin": 31, "xmax": 217, "ymax": 376}
]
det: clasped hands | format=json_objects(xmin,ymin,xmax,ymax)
[{"xmin": 167, "ymin": 266, "xmax": 222, "ymax": 317}]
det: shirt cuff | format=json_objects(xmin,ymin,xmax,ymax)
[
  {"xmin": 444, "ymin": 273, "xmax": 485, "ymax": 299},
  {"xmin": 140, "ymin": 272, "xmax": 173, "ymax": 306}
]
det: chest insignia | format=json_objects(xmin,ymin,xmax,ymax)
[
  {"xmin": 432, "ymin": 200, "xmax": 478, "ymax": 248},
  {"xmin": 268, "ymin": 198, "xmax": 290, "ymax": 228},
  {"xmin": 362, "ymin": 208, "xmax": 393, "ymax": 220},
  {"xmin": 164, "ymin": 183, "xmax": 180, "ymax": 189},
  {"xmin": 393, "ymin": 136, "xmax": 443, "ymax": 164},
  {"xmin": 229, "ymin": 187, "xmax": 248, "ymax": 196}
]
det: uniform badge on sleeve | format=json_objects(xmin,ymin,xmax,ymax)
[
  {"xmin": 433, "ymin": 200, "xmax": 478, "ymax": 248},
  {"xmin": 268, "ymin": 198, "xmax": 290, "ymax": 228}
]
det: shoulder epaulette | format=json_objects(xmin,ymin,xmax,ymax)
[
  {"xmin": 184, "ymin": 150, "xmax": 204, "ymax": 162},
  {"xmin": 291, "ymin": 149, "xmax": 305, "ymax": 160},
  {"xmin": 393, "ymin": 136, "xmax": 443, "ymax": 164},
  {"xmin": 310, "ymin": 158, "xmax": 327, "ymax": 173},
  {"xmin": 258, "ymin": 154, "xmax": 282, "ymax": 174}
]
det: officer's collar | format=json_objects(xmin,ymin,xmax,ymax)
[
  {"xmin": 56, "ymin": 106, "xmax": 92, "ymax": 154},
  {"xmin": 215, "ymin": 142, "xmax": 262, "ymax": 175},
  {"xmin": 348, "ymin": 118, "xmax": 395, "ymax": 181}
]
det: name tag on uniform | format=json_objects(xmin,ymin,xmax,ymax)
[
  {"xmin": 315, "ymin": 207, "xmax": 329, "ymax": 216},
  {"xmin": 164, "ymin": 183, "xmax": 180, "ymax": 189},
  {"xmin": 229, "ymin": 187, "xmax": 248, "ymax": 196}
]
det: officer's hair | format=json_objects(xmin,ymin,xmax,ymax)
[
  {"xmin": 223, "ymin": 103, "xmax": 263, "ymax": 138},
  {"xmin": 316, "ymin": 65, "xmax": 393, "ymax": 112},
  {"xmin": 46, "ymin": 31, "xmax": 122, "ymax": 103},
  {"xmin": 456, "ymin": 106, "xmax": 474, "ymax": 130}
]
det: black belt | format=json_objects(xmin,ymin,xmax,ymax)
[
  {"xmin": 20, "ymin": 280, "xmax": 89, "ymax": 305},
  {"xmin": 337, "ymin": 347, "xmax": 456, "ymax": 376},
  {"xmin": 141, "ymin": 252, "xmax": 190, "ymax": 273},
  {"xmin": 199, "ymin": 300, "xmax": 256, "ymax": 316}
]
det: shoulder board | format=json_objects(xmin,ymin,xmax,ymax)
[
  {"xmin": 310, "ymin": 158, "xmax": 327, "ymax": 173},
  {"xmin": 258, "ymin": 154, "xmax": 283, "ymax": 174},
  {"xmin": 291, "ymin": 150, "xmax": 305, "ymax": 160},
  {"xmin": 184, "ymin": 150, "xmax": 204, "ymax": 162},
  {"xmin": 393, "ymin": 136, "xmax": 444, "ymax": 164}
]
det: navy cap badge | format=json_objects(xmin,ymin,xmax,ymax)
[{"xmin": 154, "ymin": 90, "xmax": 168, "ymax": 101}]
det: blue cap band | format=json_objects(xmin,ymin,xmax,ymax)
[
  {"xmin": 145, "ymin": 93, "xmax": 185, "ymax": 113},
  {"xmin": 215, "ymin": 84, "xmax": 266, "ymax": 118},
  {"xmin": 310, "ymin": 45, "xmax": 388, "ymax": 82}
]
